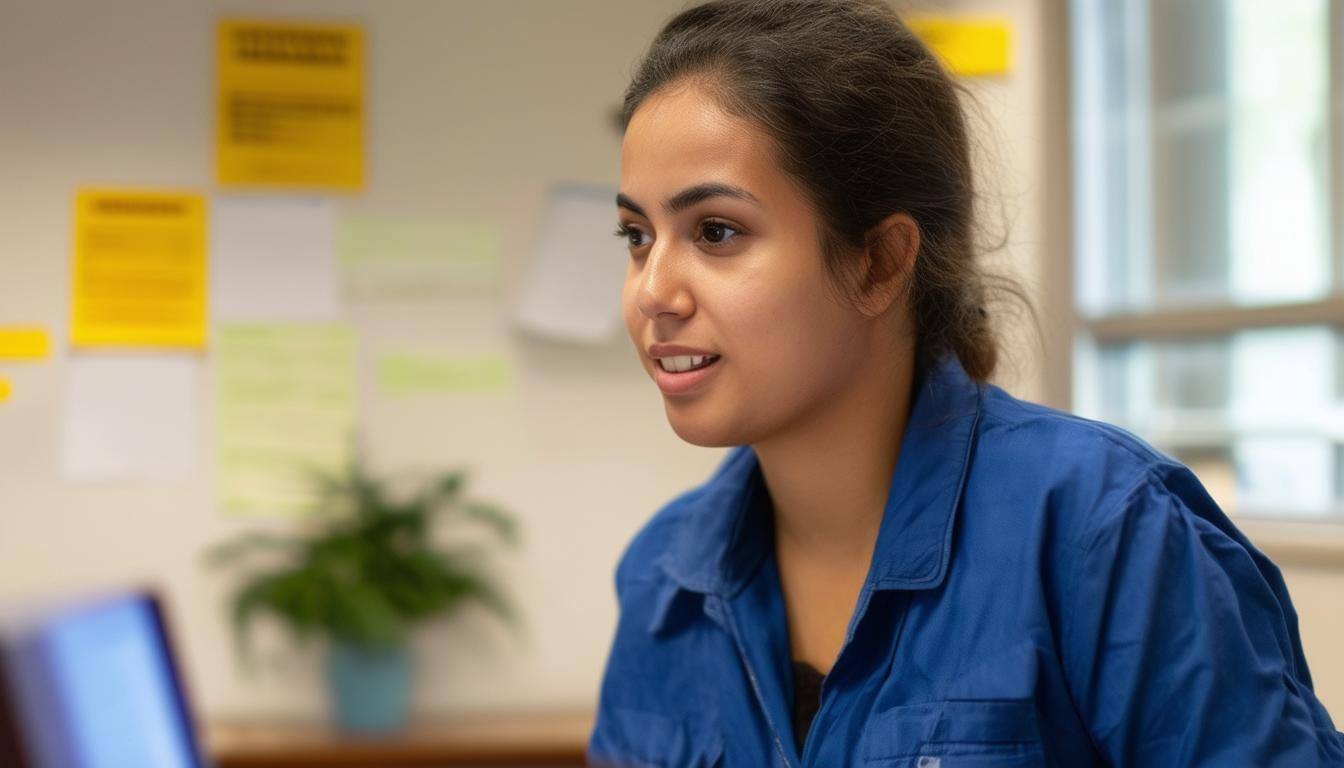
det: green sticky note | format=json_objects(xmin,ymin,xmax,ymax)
[
  {"xmin": 214, "ymin": 323, "xmax": 357, "ymax": 516},
  {"xmin": 338, "ymin": 213, "xmax": 502, "ymax": 296},
  {"xmin": 378, "ymin": 352, "xmax": 511, "ymax": 396}
]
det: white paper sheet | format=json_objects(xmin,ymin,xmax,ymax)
[
  {"xmin": 210, "ymin": 196, "xmax": 340, "ymax": 322},
  {"xmin": 62, "ymin": 356, "xmax": 199, "ymax": 480},
  {"xmin": 512, "ymin": 184, "xmax": 626, "ymax": 343}
]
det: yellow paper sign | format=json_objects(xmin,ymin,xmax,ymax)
[
  {"xmin": 0, "ymin": 378, "xmax": 10, "ymax": 403},
  {"xmin": 216, "ymin": 19, "xmax": 365, "ymax": 190},
  {"xmin": 70, "ymin": 189, "xmax": 207, "ymax": 349},
  {"xmin": 906, "ymin": 16, "xmax": 1012, "ymax": 77},
  {"xmin": 0, "ymin": 327, "xmax": 51, "ymax": 360}
]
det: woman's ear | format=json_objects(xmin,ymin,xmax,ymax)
[{"xmin": 855, "ymin": 212, "xmax": 920, "ymax": 318}]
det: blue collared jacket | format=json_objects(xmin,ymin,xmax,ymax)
[{"xmin": 588, "ymin": 355, "xmax": 1344, "ymax": 767}]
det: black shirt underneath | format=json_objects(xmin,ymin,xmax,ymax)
[{"xmin": 791, "ymin": 660, "xmax": 826, "ymax": 754}]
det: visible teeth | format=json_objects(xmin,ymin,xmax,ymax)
[{"xmin": 659, "ymin": 355, "xmax": 717, "ymax": 373}]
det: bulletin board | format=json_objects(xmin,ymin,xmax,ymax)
[{"xmin": 0, "ymin": 0, "xmax": 724, "ymax": 721}]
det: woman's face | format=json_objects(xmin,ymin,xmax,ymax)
[{"xmin": 619, "ymin": 79, "xmax": 886, "ymax": 448}]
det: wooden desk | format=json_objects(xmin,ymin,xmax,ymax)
[{"xmin": 207, "ymin": 709, "xmax": 594, "ymax": 768}]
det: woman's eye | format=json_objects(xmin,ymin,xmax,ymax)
[
  {"xmin": 699, "ymin": 220, "xmax": 741, "ymax": 246},
  {"xmin": 613, "ymin": 224, "xmax": 649, "ymax": 249}
]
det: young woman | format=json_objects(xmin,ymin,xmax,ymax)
[{"xmin": 589, "ymin": 1, "xmax": 1344, "ymax": 765}]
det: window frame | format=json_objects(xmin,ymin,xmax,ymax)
[{"xmin": 1046, "ymin": 0, "xmax": 1344, "ymax": 552}]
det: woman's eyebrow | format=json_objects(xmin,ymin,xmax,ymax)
[{"xmin": 616, "ymin": 182, "xmax": 762, "ymax": 217}]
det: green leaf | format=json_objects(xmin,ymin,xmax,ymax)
[
  {"xmin": 207, "ymin": 458, "xmax": 522, "ymax": 659},
  {"xmin": 327, "ymin": 581, "xmax": 405, "ymax": 648},
  {"xmin": 418, "ymin": 471, "xmax": 466, "ymax": 508},
  {"xmin": 451, "ymin": 501, "xmax": 520, "ymax": 547},
  {"xmin": 230, "ymin": 567, "xmax": 329, "ymax": 661}
]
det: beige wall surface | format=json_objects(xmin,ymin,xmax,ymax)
[
  {"xmin": 0, "ymin": 0, "xmax": 1340, "ymax": 727},
  {"xmin": 0, "ymin": 0, "xmax": 724, "ymax": 719}
]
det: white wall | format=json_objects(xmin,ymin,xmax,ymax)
[
  {"xmin": 0, "ymin": 0, "xmax": 726, "ymax": 719},
  {"xmin": 1, "ymin": 0, "xmax": 1340, "ymax": 726}
]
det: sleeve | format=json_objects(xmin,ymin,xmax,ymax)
[
  {"xmin": 586, "ymin": 505, "xmax": 694, "ymax": 767},
  {"xmin": 587, "ymin": 559, "xmax": 649, "ymax": 767},
  {"xmin": 1059, "ymin": 473, "xmax": 1344, "ymax": 767},
  {"xmin": 585, "ymin": 574, "xmax": 710, "ymax": 768}
]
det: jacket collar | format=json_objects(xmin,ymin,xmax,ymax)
[{"xmin": 651, "ymin": 353, "xmax": 983, "ymax": 627}]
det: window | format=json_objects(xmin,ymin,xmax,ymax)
[{"xmin": 1070, "ymin": 0, "xmax": 1343, "ymax": 519}]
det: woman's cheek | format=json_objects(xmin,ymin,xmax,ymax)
[{"xmin": 620, "ymin": 281, "xmax": 644, "ymax": 352}]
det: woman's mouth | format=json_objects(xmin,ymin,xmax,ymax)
[
  {"xmin": 657, "ymin": 354, "xmax": 720, "ymax": 373},
  {"xmin": 652, "ymin": 355, "xmax": 722, "ymax": 395}
]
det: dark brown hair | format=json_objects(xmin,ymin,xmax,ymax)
[{"xmin": 622, "ymin": 0, "xmax": 1027, "ymax": 382}]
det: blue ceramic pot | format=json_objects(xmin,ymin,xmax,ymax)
[{"xmin": 324, "ymin": 640, "xmax": 412, "ymax": 733}]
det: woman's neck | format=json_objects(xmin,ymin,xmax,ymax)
[{"xmin": 754, "ymin": 335, "xmax": 917, "ymax": 570}]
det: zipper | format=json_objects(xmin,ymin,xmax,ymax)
[
  {"xmin": 795, "ymin": 589, "xmax": 913, "ymax": 763},
  {"xmin": 798, "ymin": 586, "xmax": 874, "ymax": 766},
  {"xmin": 713, "ymin": 595, "xmax": 796, "ymax": 768}
]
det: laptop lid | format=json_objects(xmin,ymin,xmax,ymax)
[{"xmin": 0, "ymin": 588, "xmax": 207, "ymax": 768}]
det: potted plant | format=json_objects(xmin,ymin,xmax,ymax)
[{"xmin": 206, "ymin": 460, "xmax": 521, "ymax": 733}]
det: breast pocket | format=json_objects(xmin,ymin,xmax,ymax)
[
  {"xmin": 861, "ymin": 698, "xmax": 1046, "ymax": 768},
  {"xmin": 587, "ymin": 705, "xmax": 724, "ymax": 768}
]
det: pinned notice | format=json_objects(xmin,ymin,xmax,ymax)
[
  {"xmin": 216, "ymin": 19, "xmax": 365, "ymax": 190},
  {"xmin": 212, "ymin": 196, "xmax": 339, "ymax": 321},
  {"xmin": 0, "ymin": 327, "xmax": 52, "ymax": 360},
  {"xmin": 905, "ymin": 16, "xmax": 1012, "ymax": 77},
  {"xmin": 338, "ymin": 213, "xmax": 502, "ymax": 297},
  {"xmin": 70, "ymin": 189, "xmax": 207, "ymax": 350},
  {"xmin": 215, "ymin": 323, "xmax": 357, "ymax": 516},
  {"xmin": 62, "ymin": 356, "xmax": 199, "ymax": 480},
  {"xmin": 513, "ymin": 184, "xmax": 626, "ymax": 343},
  {"xmin": 378, "ymin": 351, "xmax": 511, "ymax": 396}
]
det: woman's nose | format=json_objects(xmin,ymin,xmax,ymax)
[{"xmin": 635, "ymin": 243, "xmax": 694, "ymax": 320}]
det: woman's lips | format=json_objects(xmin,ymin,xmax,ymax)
[{"xmin": 652, "ymin": 356, "xmax": 723, "ymax": 396}]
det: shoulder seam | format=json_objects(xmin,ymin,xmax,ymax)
[
  {"xmin": 980, "ymin": 405, "xmax": 1180, "ymax": 475},
  {"xmin": 1069, "ymin": 462, "xmax": 1194, "ymax": 559}
]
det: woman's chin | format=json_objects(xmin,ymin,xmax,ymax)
[{"xmin": 664, "ymin": 403, "xmax": 741, "ymax": 448}]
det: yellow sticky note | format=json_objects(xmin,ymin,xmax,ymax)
[
  {"xmin": 0, "ymin": 327, "xmax": 51, "ymax": 360},
  {"xmin": 216, "ymin": 20, "xmax": 365, "ymax": 190},
  {"xmin": 70, "ymin": 189, "xmax": 207, "ymax": 349},
  {"xmin": 906, "ymin": 16, "xmax": 1012, "ymax": 77},
  {"xmin": 0, "ymin": 378, "xmax": 11, "ymax": 403}
]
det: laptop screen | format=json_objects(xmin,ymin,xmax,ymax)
[{"xmin": 0, "ymin": 591, "xmax": 204, "ymax": 768}]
